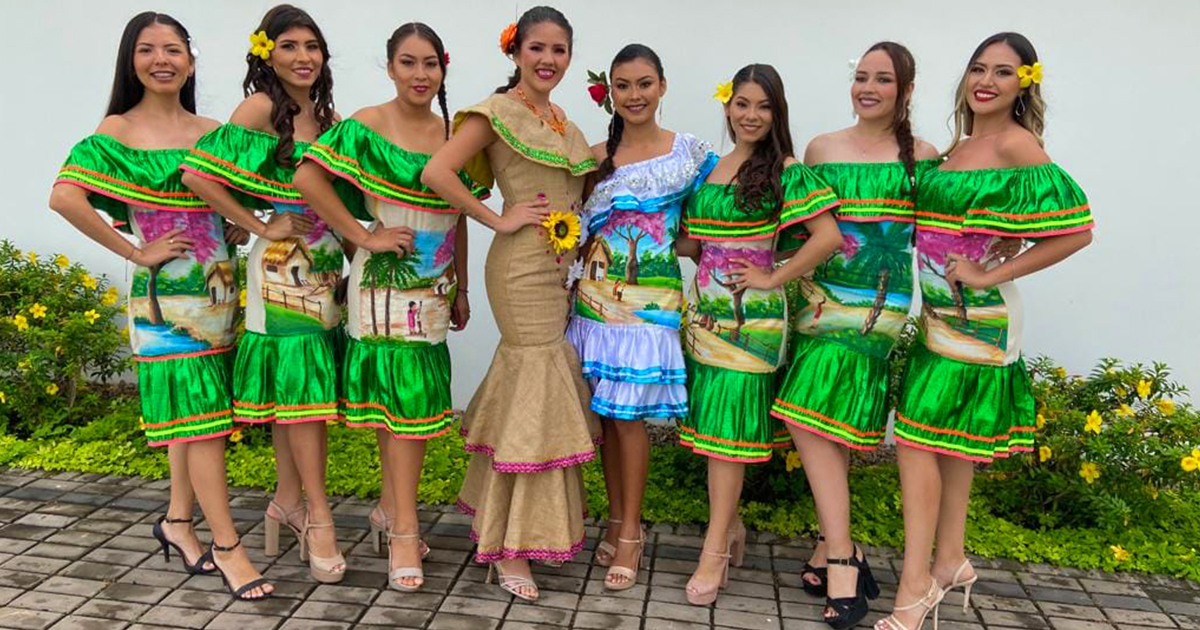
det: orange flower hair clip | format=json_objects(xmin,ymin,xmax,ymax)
[{"xmin": 499, "ymin": 22, "xmax": 517, "ymax": 56}]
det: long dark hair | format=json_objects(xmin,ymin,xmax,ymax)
[
  {"xmin": 726, "ymin": 64, "xmax": 794, "ymax": 214},
  {"xmin": 945, "ymin": 31, "xmax": 1045, "ymax": 156},
  {"xmin": 595, "ymin": 44, "xmax": 664, "ymax": 183},
  {"xmin": 106, "ymin": 12, "xmax": 196, "ymax": 116},
  {"xmin": 387, "ymin": 23, "xmax": 451, "ymax": 140},
  {"xmin": 242, "ymin": 4, "xmax": 335, "ymax": 166},
  {"xmin": 863, "ymin": 41, "xmax": 917, "ymax": 190},
  {"xmin": 494, "ymin": 6, "xmax": 573, "ymax": 94}
]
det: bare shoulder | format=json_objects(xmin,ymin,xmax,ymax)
[
  {"xmin": 193, "ymin": 115, "xmax": 221, "ymax": 134},
  {"xmin": 783, "ymin": 156, "xmax": 801, "ymax": 168},
  {"xmin": 996, "ymin": 128, "xmax": 1051, "ymax": 167},
  {"xmin": 589, "ymin": 141, "xmax": 608, "ymax": 163},
  {"xmin": 913, "ymin": 138, "xmax": 940, "ymax": 160},
  {"xmin": 94, "ymin": 114, "xmax": 131, "ymax": 139},
  {"xmin": 803, "ymin": 130, "xmax": 842, "ymax": 165},
  {"xmin": 349, "ymin": 104, "xmax": 387, "ymax": 132},
  {"xmin": 228, "ymin": 92, "xmax": 273, "ymax": 130}
]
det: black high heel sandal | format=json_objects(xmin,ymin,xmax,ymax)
[
  {"xmin": 823, "ymin": 546, "xmax": 880, "ymax": 630},
  {"xmin": 151, "ymin": 516, "xmax": 215, "ymax": 575},
  {"xmin": 801, "ymin": 534, "xmax": 828, "ymax": 597},
  {"xmin": 210, "ymin": 538, "xmax": 272, "ymax": 601}
]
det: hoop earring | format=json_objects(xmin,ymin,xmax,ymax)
[{"xmin": 1014, "ymin": 96, "xmax": 1026, "ymax": 118}]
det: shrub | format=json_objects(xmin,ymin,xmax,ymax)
[
  {"xmin": 0, "ymin": 241, "xmax": 128, "ymax": 437},
  {"xmin": 985, "ymin": 357, "xmax": 1200, "ymax": 531}
]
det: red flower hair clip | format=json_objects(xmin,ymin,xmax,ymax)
[{"xmin": 586, "ymin": 70, "xmax": 612, "ymax": 114}]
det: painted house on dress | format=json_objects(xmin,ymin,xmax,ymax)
[
  {"xmin": 205, "ymin": 261, "xmax": 236, "ymax": 305},
  {"xmin": 262, "ymin": 238, "xmax": 313, "ymax": 287},
  {"xmin": 584, "ymin": 239, "xmax": 612, "ymax": 281}
]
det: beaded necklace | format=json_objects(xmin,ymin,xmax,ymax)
[{"xmin": 515, "ymin": 86, "xmax": 566, "ymax": 136}]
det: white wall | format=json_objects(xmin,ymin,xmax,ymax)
[{"xmin": 4, "ymin": 0, "xmax": 1198, "ymax": 402}]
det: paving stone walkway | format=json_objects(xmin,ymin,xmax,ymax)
[{"xmin": 1, "ymin": 467, "xmax": 1198, "ymax": 630}]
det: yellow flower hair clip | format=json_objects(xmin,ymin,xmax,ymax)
[
  {"xmin": 249, "ymin": 30, "xmax": 275, "ymax": 61},
  {"xmin": 1017, "ymin": 62, "xmax": 1043, "ymax": 88},
  {"xmin": 713, "ymin": 81, "xmax": 733, "ymax": 104}
]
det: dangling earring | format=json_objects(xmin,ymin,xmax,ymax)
[
  {"xmin": 1014, "ymin": 95, "xmax": 1026, "ymax": 118},
  {"xmin": 658, "ymin": 96, "xmax": 664, "ymax": 124}
]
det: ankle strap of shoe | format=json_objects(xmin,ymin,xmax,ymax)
[
  {"xmin": 388, "ymin": 531, "xmax": 420, "ymax": 540},
  {"xmin": 212, "ymin": 538, "xmax": 242, "ymax": 553},
  {"xmin": 701, "ymin": 549, "xmax": 731, "ymax": 559},
  {"xmin": 162, "ymin": 516, "xmax": 193, "ymax": 524}
]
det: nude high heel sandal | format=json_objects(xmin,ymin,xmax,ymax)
[
  {"xmin": 299, "ymin": 518, "xmax": 346, "ymax": 583},
  {"xmin": 263, "ymin": 500, "xmax": 305, "ymax": 557}
]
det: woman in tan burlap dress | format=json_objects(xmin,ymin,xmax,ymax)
[{"xmin": 421, "ymin": 7, "xmax": 599, "ymax": 601}]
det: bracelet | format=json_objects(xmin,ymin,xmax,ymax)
[{"xmin": 458, "ymin": 288, "xmax": 469, "ymax": 294}]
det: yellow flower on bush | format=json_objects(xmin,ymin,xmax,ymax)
[
  {"xmin": 1136, "ymin": 379, "xmax": 1151, "ymax": 399},
  {"xmin": 1084, "ymin": 410, "xmax": 1102, "ymax": 434},
  {"xmin": 0, "ymin": 391, "xmax": 6, "ymax": 404},
  {"xmin": 1147, "ymin": 485, "xmax": 1159, "ymax": 500},
  {"xmin": 30, "ymin": 303, "xmax": 47, "ymax": 319},
  {"xmin": 1036, "ymin": 414, "xmax": 1046, "ymax": 430},
  {"xmin": 1039, "ymin": 445, "xmax": 1052, "ymax": 462},
  {"xmin": 239, "ymin": 288, "xmax": 247, "ymax": 308},
  {"xmin": 1115, "ymin": 386, "xmax": 1128, "ymax": 398},
  {"xmin": 28, "ymin": 251, "xmax": 36, "ymax": 263},
  {"xmin": 785, "ymin": 450, "xmax": 803, "ymax": 472},
  {"xmin": 54, "ymin": 254, "xmax": 70, "ymax": 269},
  {"xmin": 1055, "ymin": 367, "xmax": 1067, "ymax": 379},
  {"xmin": 1079, "ymin": 462, "xmax": 1100, "ymax": 484},
  {"xmin": 17, "ymin": 358, "xmax": 31, "ymax": 371},
  {"xmin": 713, "ymin": 81, "xmax": 733, "ymax": 103},
  {"xmin": 102, "ymin": 286, "xmax": 120, "ymax": 306},
  {"xmin": 138, "ymin": 416, "xmax": 146, "ymax": 430},
  {"xmin": 229, "ymin": 428, "xmax": 244, "ymax": 443},
  {"xmin": 1110, "ymin": 545, "xmax": 1130, "ymax": 562},
  {"xmin": 1115, "ymin": 404, "xmax": 1134, "ymax": 418},
  {"xmin": 81, "ymin": 274, "xmax": 98, "ymax": 290},
  {"xmin": 1156, "ymin": 399, "xmax": 1175, "ymax": 416},
  {"xmin": 84, "ymin": 309, "xmax": 101, "ymax": 325},
  {"xmin": 45, "ymin": 383, "xmax": 59, "ymax": 396},
  {"xmin": 1183, "ymin": 450, "xmax": 1200, "ymax": 473},
  {"xmin": 13, "ymin": 314, "xmax": 29, "ymax": 331}
]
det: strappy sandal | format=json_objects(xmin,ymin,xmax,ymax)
[
  {"xmin": 487, "ymin": 562, "xmax": 539, "ymax": 602},
  {"xmin": 685, "ymin": 546, "xmax": 731, "ymax": 606},
  {"xmin": 823, "ymin": 546, "xmax": 880, "ymax": 630},
  {"xmin": 594, "ymin": 518, "xmax": 622, "ymax": 567},
  {"xmin": 604, "ymin": 528, "xmax": 645, "ymax": 591},
  {"xmin": 801, "ymin": 533, "xmax": 828, "ymax": 597},
  {"xmin": 368, "ymin": 504, "xmax": 431, "ymax": 559},
  {"xmin": 875, "ymin": 579, "xmax": 943, "ymax": 630},
  {"xmin": 263, "ymin": 500, "xmax": 305, "ymax": 557},
  {"xmin": 151, "ymin": 516, "xmax": 214, "ymax": 574},
  {"xmin": 300, "ymin": 517, "xmax": 346, "ymax": 583},
  {"xmin": 938, "ymin": 559, "xmax": 977, "ymax": 611},
  {"xmin": 210, "ymin": 538, "xmax": 272, "ymax": 601},
  {"xmin": 386, "ymin": 531, "xmax": 424, "ymax": 592}
]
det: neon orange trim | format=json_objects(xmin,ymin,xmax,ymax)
[
  {"xmin": 188, "ymin": 151, "xmax": 291, "ymax": 187},
  {"xmin": 685, "ymin": 217, "xmax": 772, "ymax": 227},
  {"xmin": 966, "ymin": 204, "xmax": 1091, "ymax": 220},
  {"xmin": 772, "ymin": 400, "xmax": 885, "ymax": 437},
  {"xmin": 339, "ymin": 399, "xmax": 453, "ymax": 424},
  {"xmin": 841, "ymin": 198, "xmax": 915, "ymax": 208},
  {"xmin": 311, "ymin": 146, "xmax": 442, "ymax": 198},
  {"xmin": 143, "ymin": 409, "xmax": 232, "ymax": 429},
  {"xmin": 59, "ymin": 166, "xmax": 199, "ymax": 197},
  {"xmin": 677, "ymin": 425, "xmax": 778, "ymax": 449},
  {"xmin": 895, "ymin": 412, "xmax": 1035, "ymax": 443},
  {"xmin": 233, "ymin": 400, "xmax": 338, "ymax": 410},
  {"xmin": 781, "ymin": 187, "xmax": 835, "ymax": 208}
]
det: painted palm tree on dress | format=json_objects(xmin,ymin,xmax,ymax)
[
  {"xmin": 361, "ymin": 248, "xmax": 421, "ymax": 336},
  {"xmin": 846, "ymin": 222, "xmax": 912, "ymax": 335}
]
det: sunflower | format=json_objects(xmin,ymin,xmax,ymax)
[{"xmin": 542, "ymin": 212, "xmax": 581, "ymax": 255}]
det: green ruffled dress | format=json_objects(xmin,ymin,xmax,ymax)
[
  {"xmin": 771, "ymin": 160, "xmax": 936, "ymax": 450},
  {"xmin": 678, "ymin": 164, "xmax": 839, "ymax": 462},
  {"xmin": 56, "ymin": 135, "xmax": 237, "ymax": 446},
  {"xmin": 183, "ymin": 124, "xmax": 343, "ymax": 425},
  {"xmin": 303, "ymin": 119, "xmax": 488, "ymax": 438},
  {"xmin": 896, "ymin": 163, "xmax": 1093, "ymax": 462}
]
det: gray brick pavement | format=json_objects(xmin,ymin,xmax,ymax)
[{"xmin": 0, "ymin": 467, "xmax": 1197, "ymax": 630}]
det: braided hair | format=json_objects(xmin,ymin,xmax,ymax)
[
  {"xmin": 387, "ymin": 23, "xmax": 451, "ymax": 139},
  {"xmin": 494, "ymin": 6, "xmax": 573, "ymax": 93},
  {"xmin": 242, "ymin": 4, "xmax": 335, "ymax": 166},
  {"xmin": 864, "ymin": 41, "xmax": 917, "ymax": 193},
  {"xmin": 725, "ymin": 64, "xmax": 795, "ymax": 215},
  {"xmin": 595, "ymin": 44, "xmax": 664, "ymax": 183}
]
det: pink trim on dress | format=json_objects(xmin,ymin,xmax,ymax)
[
  {"xmin": 893, "ymin": 435, "xmax": 1032, "ymax": 464},
  {"xmin": 461, "ymin": 441, "xmax": 597, "ymax": 473},
  {"xmin": 468, "ymin": 528, "xmax": 587, "ymax": 564}
]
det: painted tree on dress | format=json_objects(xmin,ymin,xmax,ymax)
[
  {"xmin": 696, "ymin": 246, "xmax": 772, "ymax": 341},
  {"xmin": 133, "ymin": 211, "xmax": 221, "ymax": 325},
  {"xmin": 433, "ymin": 226, "xmax": 456, "ymax": 268},
  {"xmin": 599, "ymin": 210, "xmax": 665, "ymax": 284},
  {"xmin": 847, "ymin": 223, "xmax": 912, "ymax": 335}
]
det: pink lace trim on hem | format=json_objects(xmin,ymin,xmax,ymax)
[
  {"xmin": 460, "ymin": 428, "xmax": 601, "ymax": 473},
  {"xmin": 467, "ymin": 528, "xmax": 586, "ymax": 563}
]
